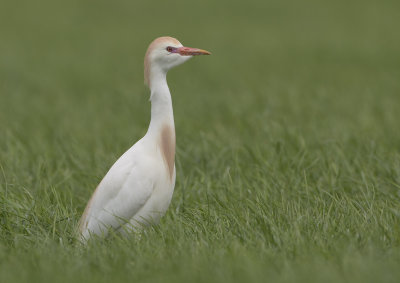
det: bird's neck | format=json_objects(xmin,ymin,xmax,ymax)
[{"xmin": 147, "ymin": 73, "xmax": 175, "ymax": 138}]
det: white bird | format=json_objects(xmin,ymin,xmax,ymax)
[{"xmin": 78, "ymin": 36, "xmax": 210, "ymax": 241}]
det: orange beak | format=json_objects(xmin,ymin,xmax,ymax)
[{"xmin": 177, "ymin": 47, "xmax": 211, "ymax": 56}]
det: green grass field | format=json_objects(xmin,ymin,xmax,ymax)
[{"xmin": 1, "ymin": 0, "xmax": 400, "ymax": 282}]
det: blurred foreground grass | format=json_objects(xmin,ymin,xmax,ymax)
[{"xmin": 0, "ymin": 0, "xmax": 400, "ymax": 282}]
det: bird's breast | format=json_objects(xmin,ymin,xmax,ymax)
[{"xmin": 159, "ymin": 124, "xmax": 175, "ymax": 181}]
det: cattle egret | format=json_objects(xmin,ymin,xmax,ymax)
[{"xmin": 79, "ymin": 36, "xmax": 210, "ymax": 241}]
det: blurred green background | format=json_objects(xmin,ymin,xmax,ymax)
[{"xmin": 1, "ymin": 0, "xmax": 400, "ymax": 282}]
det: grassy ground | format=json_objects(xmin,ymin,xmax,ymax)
[{"xmin": 1, "ymin": 0, "xmax": 400, "ymax": 282}]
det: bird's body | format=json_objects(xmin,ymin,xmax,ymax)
[{"xmin": 79, "ymin": 37, "xmax": 210, "ymax": 241}]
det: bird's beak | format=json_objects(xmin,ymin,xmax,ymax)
[{"xmin": 177, "ymin": 46, "xmax": 211, "ymax": 56}]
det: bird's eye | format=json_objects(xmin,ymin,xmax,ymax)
[{"xmin": 166, "ymin": 46, "xmax": 173, "ymax": 52}]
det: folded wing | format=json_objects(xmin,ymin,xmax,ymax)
[{"xmin": 80, "ymin": 159, "xmax": 154, "ymax": 240}]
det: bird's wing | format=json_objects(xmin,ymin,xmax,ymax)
[{"xmin": 80, "ymin": 157, "xmax": 155, "ymax": 238}]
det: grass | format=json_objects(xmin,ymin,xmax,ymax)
[{"xmin": 1, "ymin": 0, "xmax": 400, "ymax": 282}]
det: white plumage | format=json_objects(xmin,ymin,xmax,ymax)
[{"xmin": 78, "ymin": 36, "xmax": 210, "ymax": 241}]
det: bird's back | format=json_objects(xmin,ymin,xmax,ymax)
[{"xmin": 79, "ymin": 136, "xmax": 175, "ymax": 240}]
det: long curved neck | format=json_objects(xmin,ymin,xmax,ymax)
[
  {"xmin": 147, "ymin": 71, "xmax": 175, "ymax": 138},
  {"xmin": 146, "ymin": 70, "xmax": 176, "ymax": 179}
]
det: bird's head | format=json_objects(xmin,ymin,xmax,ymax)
[{"xmin": 144, "ymin": 36, "xmax": 211, "ymax": 87}]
